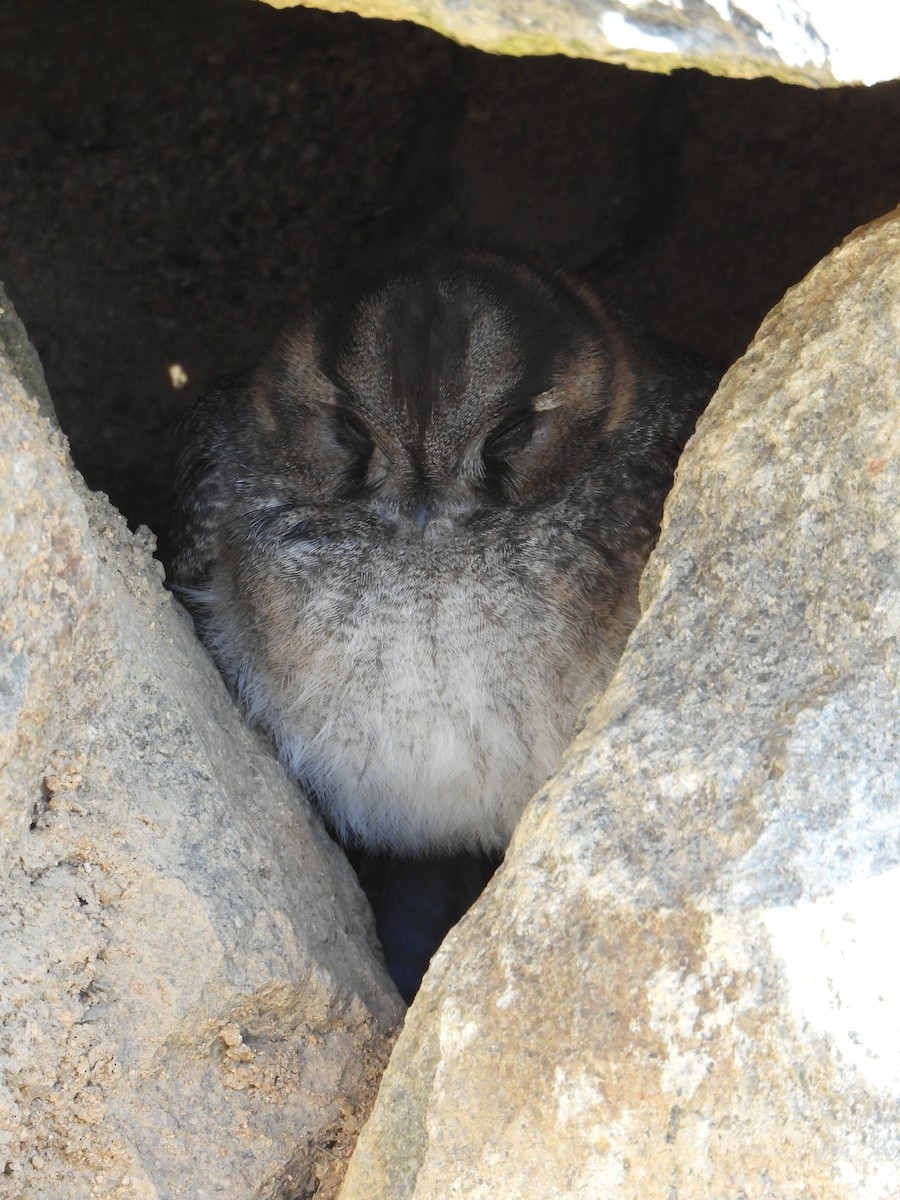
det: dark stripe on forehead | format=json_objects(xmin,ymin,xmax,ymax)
[{"xmin": 383, "ymin": 275, "xmax": 471, "ymax": 436}]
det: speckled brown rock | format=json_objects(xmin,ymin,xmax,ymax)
[
  {"xmin": 338, "ymin": 210, "xmax": 900, "ymax": 1200},
  {"xmin": 0, "ymin": 288, "xmax": 403, "ymax": 1198}
]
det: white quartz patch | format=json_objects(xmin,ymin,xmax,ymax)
[
  {"xmin": 763, "ymin": 866, "xmax": 900, "ymax": 1095},
  {"xmin": 598, "ymin": 0, "xmax": 900, "ymax": 84},
  {"xmin": 600, "ymin": 12, "xmax": 679, "ymax": 55},
  {"xmin": 734, "ymin": 0, "xmax": 828, "ymax": 67},
  {"xmin": 800, "ymin": 0, "xmax": 900, "ymax": 84},
  {"xmin": 739, "ymin": 0, "xmax": 900, "ymax": 83}
]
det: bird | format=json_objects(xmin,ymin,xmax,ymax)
[{"xmin": 170, "ymin": 246, "xmax": 718, "ymax": 999}]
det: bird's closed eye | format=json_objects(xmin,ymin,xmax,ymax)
[
  {"xmin": 482, "ymin": 409, "xmax": 536, "ymax": 464},
  {"xmin": 332, "ymin": 406, "xmax": 373, "ymax": 456}
]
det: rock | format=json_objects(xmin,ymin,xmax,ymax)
[
  {"xmin": 0, "ymin": 287, "xmax": 403, "ymax": 1198},
  {"xmin": 337, "ymin": 209, "xmax": 900, "ymax": 1200},
  {"xmin": 266, "ymin": 0, "xmax": 900, "ymax": 86}
]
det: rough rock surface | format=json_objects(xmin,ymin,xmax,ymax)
[
  {"xmin": 338, "ymin": 210, "xmax": 900, "ymax": 1199},
  {"xmin": 272, "ymin": 0, "xmax": 900, "ymax": 85},
  {"xmin": 0, "ymin": 287, "xmax": 404, "ymax": 1198}
]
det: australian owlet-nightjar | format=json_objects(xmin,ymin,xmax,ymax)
[{"xmin": 171, "ymin": 247, "xmax": 718, "ymax": 999}]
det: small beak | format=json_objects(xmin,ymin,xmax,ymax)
[{"xmin": 413, "ymin": 502, "xmax": 432, "ymax": 530}]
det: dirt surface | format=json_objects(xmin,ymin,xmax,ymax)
[{"xmin": 0, "ymin": 0, "xmax": 898, "ymax": 549}]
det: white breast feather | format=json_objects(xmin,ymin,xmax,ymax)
[{"xmin": 201, "ymin": 555, "xmax": 595, "ymax": 855}]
